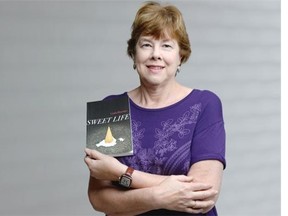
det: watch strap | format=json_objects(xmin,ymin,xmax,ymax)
[{"xmin": 125, "ymin": 167, "xmax": 134, "ymax": 176}]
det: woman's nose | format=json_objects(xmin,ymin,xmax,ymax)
[{"xmin": 151, "ymin": 46, "xmax": 162, "ymax": 60}]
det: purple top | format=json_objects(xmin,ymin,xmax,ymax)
[{"xmin": 105, "ymin": 89, "xmax": 226, "ymax": 216}]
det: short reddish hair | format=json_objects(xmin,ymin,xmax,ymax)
[{"xmin": 127, "ymin": 1, "xmax": 191, "ymax": 64}]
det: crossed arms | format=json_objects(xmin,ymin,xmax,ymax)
[{"xmin": 84, "ymin": 148, "xmax": 223, "ymax": 216}]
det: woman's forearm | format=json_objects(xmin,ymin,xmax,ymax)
[
  {"xmin": 85, "ymin": 148, "xmax": 167, "ymax": 188},
  {"xmin": 129, "ymin": 169, "xmax": 167, "ymax": 188},
  {"xmin": 85, "ymin": 150, "xmax": 220, "ymax": 215},
  {"xmin": 88, "ymin": 177, "xmax": 159, "ymax": 215},
  {"xmin": 187, "ymin": 160, "xmax": 223, "ymax": 213},
  {"xmin": 88, "ymin": 174, "xmax": 217, "ymax": 215}
]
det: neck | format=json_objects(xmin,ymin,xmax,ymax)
[{"xmin": 129, "ymin": 82, "xmax": 191, "ymax": 109}]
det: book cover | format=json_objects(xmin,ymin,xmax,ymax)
[{"xmin": 86, "ymin": 95, "xmax": 133, "ymax": 157}]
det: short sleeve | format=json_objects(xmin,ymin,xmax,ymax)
[{"xmin": 190, "ymin": 91, "xmax": 226, "ymax": 169}]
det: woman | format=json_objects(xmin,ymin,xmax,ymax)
[{"xmin": 84, "ymin": 1, "xmax": 226, "ymax": 215}]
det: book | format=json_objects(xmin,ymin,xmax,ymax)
[{"xmin": 86, "ymin": 95, "xmax": 133, "ymax": 157}]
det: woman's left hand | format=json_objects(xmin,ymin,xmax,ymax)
[{"xmin": 84, "ymin": 148, "xmax": 126, "ymax": 181}]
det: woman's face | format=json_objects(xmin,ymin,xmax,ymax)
[{"xmin": 134, "ymin": 35, "xmax": 182, "ymax": 87}]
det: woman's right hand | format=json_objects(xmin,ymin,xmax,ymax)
[
  {"xmin": 153, "ymin": 175, "xmax": 218, "ymax": 214},
  {"xmin": 84, "ymin": 148, "xmax": 126, "ymax": 181}
]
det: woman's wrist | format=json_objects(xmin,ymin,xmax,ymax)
[
  {"xmin": 149, "ymin": 185, "xmax": 165, "ymax": 210},
  {"xmin": 144, "ymin": 186, "xmax": 161, "ymax": 211},
  {"xmin": 113, "ymin": 162, "xmax": 128, "ymax": 181}
]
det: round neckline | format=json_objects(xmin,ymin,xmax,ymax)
[{"xmin": 126, "ymin": 89, "xmax": 196, "ymax": 112}]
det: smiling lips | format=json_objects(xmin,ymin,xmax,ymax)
[{"xmin": 147, "ymin": 65, "xmax": 165, "ymax": 72}]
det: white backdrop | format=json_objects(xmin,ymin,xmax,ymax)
[{"xmin": 0, "ymin": 1, "xmax": 280, "ymax": 215}]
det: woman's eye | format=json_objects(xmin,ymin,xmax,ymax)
[
  {"xmin": 163, "ymin": 44, "xmax": 172, "ymax": 48},
  {"xmin": 142, "ymin": 43, "xmax": 151, "ymax": 47}
]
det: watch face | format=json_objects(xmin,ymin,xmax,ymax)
[{"xmin": 119, "ymin": 175, "xmax": 132, "ymax": 188}]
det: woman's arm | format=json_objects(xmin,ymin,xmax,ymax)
[
  {"xmin": 88, "ymin": 175, "xmax": 215, "ymax": 216},
  {"xmin": 187, "ymin": 160, "xmax": 224, "ymax": 213},
  {"xmin": 85, "ymin": 149, "xmax": 218, "ymax": 215},
  {"xmin": 88, "ymin": 177, "xmax": 159, "ymax": 215},
  {"xmin": 84, "ymin": 148, "xmax": 166, "ymax": 188}
]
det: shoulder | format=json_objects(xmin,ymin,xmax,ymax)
[
  {"xmin": 192, "ymin": 89, "xmax": 224, "ymax": 121},
  {"xmin": 193, "ymin": 89, "xmax": 222, "ymax": 102},
  {"xmin": 192, "ymin": 89, "xmax": 223, "ymax": 109},
  {"xmin": 103, "ymin": 92, "xmax": 127, "ymax": 101}
]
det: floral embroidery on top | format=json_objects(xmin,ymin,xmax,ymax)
[
  {"xmin": 154, "ymin": 104, "xmax": 202, "ymax": 156},
  {"xmin": 120, "ymin": 103, "xmax": 202, "ymax": 175}
]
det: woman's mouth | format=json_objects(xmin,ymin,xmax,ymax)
[{"xmin": 147, "ymin": 65, "xmax": 165, "ymax": 72}]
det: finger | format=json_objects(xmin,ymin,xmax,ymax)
[
  {"xmin": 89, "ymin": 149, "xmax": 105, "ymax": 160},
  {"xmin": 192, "ymin": 189, "xmax": 218, "ymax": 200},
  {"xmin": 185, "ymin": 205, "xmax": 204, "ymax": 214},
  {"xmin": 183, "ymin": 175, "xmax": 194, "ymax": 182},
  {"xmin": 192, "ymin": 199, "xmax": 215, "ymax": 210},
  {"xmin": 85, "ymin": 148, "xmax": 104, "ymax": 160},
  {"xmin": 85, "ymin": 148, "xmax": 92, "ymax": 157},
  {"xmin": 84, "ymin": 155, "xmax": 93, "ymax": 166},
  {"xmin": 184, "ymin": 199, "xmax": 214, "ymax": 214},
  {"xmin": 176, "ymin": 175, "xmax": 194, "ymax": 182},
  {"xmin": 191, "ymin": 182, "xmax": 213, "ymax": 191}
]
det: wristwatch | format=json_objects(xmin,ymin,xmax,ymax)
[{"xmin": 119, "ymin": 167, "xmax": 134, "ymax": 188}]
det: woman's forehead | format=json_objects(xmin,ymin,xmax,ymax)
[
  {"xmin": 140, "ymin": 29, "xmax": 176, "ymax": 40},
  {"xmin": 139, "ymin": 35, "xmax": 176, "ymax": 42}
]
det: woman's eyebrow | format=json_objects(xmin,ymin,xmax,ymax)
[{"xmin": 139, "ymin": 37, "xmax": 153, "ymax": 42}]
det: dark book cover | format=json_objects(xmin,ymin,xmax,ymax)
[{"xmin": 86, "ymin": 95, "xmax": 133, "ymax": 157}]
